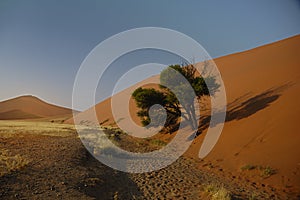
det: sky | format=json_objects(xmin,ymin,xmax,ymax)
[{"xmin": 0, "ymin": 0, "xmax": 300, "ymax": 111}]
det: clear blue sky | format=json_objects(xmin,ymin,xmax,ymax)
[{"xmin": 0, "ymin": 0, "xmax": 300, "ymax": 110}]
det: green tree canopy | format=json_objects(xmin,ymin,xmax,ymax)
[{"xmin": 132, "ymin": 63, "xmax": 219, "ymax": 132}]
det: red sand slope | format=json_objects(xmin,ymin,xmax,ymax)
[
  {"xmin": 67, "ymin": 76, "xmax": 160, "ymax": 127},
  {"xmin": 187, "ymin": 34, "xmax": 300, "ymax": 189},
  {"xmin": 0, "ymin": 95, "xmax": 75, "ymax": 120},
  {"xmin": 67, "ymin": 35, "xmax": 300, "ymax": 191}
]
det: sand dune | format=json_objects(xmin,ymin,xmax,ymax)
[
  {"xmin": 0, "ymin": 95, "xmax": 75, "ymax": 120},
  {"xmin": 185, "ymin": 34, "xmax": 300, "ymax": 190},
  {"xmin": 67, "ymin": 35, "xmax": 300, "ymax": 192},
  {"xmin": 66, "ymin": 76, "xmax": 160, "ymax": 127},
  {"xmin": 0, "ymin": 109, "xmax": 41, "ymax": 120}
]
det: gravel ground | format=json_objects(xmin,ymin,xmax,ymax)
[{"xmin": 0, "ymin": 133, "xmax": 296, "ymax": 199}]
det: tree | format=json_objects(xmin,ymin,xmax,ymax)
[
  {"xmin": 160, "ymin": 64, "xmax": 209, "ymax": 129},
  {"xmin": 132, "ymin": 87, "xmax": 180, "ymax": 131},
  {"xmin": 132, "ymin": 88, "xmax": 167, "ymax": 126},
  {"xmin": 132, "ymin": 63, "xmax": 219, "ymax": 132}
]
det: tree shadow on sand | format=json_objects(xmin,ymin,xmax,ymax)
[
  {"xmin": 197, "ymin": 82, "xmax": 294, "ymax": 135},
  {"xmin": 77, "ymin": 150, "xmax": 143, "ymax": 199}
]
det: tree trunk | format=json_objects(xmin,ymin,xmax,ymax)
[{"xmin": 185, "ymin": 105, "xmax": 197, "ymax": 130}]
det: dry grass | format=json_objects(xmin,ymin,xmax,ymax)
[
  {"xmin": 259, "ymin": 166, "xmax": 276, "ymax": 178},
  {"xmin": 248, "ymin": 192, "xmax": 258, "ymax": 200},
  {"xmin": 150, "ymin": 139, "xmax": 167, "ymax": 146},
  {"xmin": 0, "ymin": 120, "xmax": 76, "ymax": 138},
  {"xmin": 204, "ymin": 183, "xmax": 232, "ymax": 200},
  {"xmin": 240, "ymin": 164, "xmax": 276, "ymax": 178},
  {"xmin": 0, "ymin": 149, "xmax": 30, "ymax": 177},
  {"xmin": 241, "ymin": 164, "xmax": 256, "ymax": 171}
]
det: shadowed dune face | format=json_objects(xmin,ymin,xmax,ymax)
[
  {"xmin": 68, "ymin": 35, "xmax": 300, "ymax": 189},
  {"xmin": 0, "ymin": 109, "xmax": 41, "ymax": 120},
  {"xmin": 0, "ymin": 95, "xmax": 76, "ymax": 120},
  {"xmin": 197, "ymin": 82, "xmax": 294, "ymax": 134}
]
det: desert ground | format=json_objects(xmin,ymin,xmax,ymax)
[
  {"xmin": 1, "ymin": 35, "xmax": 300, "ymax": 199},
  {"xmin": 0, "ymin": 120, "xmax": 291, "ymax": 199}
]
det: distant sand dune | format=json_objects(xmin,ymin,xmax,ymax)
[{"xmin": 0, "ymin": 95, "xmax": 76, "ymax": 120}]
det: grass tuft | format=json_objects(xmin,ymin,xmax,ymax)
[
  {"xmin": 240, "ymin": 164, "xmax": 276, "ymax": 178},
  {"xmin": 241, "ymin": 164, "xmax": 256, "ymax": 171},
  {"xmin": 204, "ymin": 183, "xmax": 232, "ymax": 200},
  {"xmin": 0, "ymin": 149, "xmax": 30, "ymax": 177},
  {"xmin": 150, "ymin": 139, "xmax": 167, "ymax": 146},
  {"xmin": 248, "ymin": 192, "xmax": 258, "ymax": 200},
  {"xmin": 260, "ymin": 166, "xmax": 276, "ymax": 178}
]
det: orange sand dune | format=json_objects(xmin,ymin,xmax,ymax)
[
  {"xmin": 67, "ymin": 35, "xmax": 300, "ymax": 191},
  {"xmin": 0, "ymin": 109, "xmax": 41, "ymax": 120},
  {"xmin": 67, "ymin": 76, "xmax": 160, "ymax": 126},
  {"xmin": 0, "ymin": 95, "xmax": 75, "ymax": 120},
  {"xmin": 186, "ymin": 35, "xmax": 300, "ymax": 190}
]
